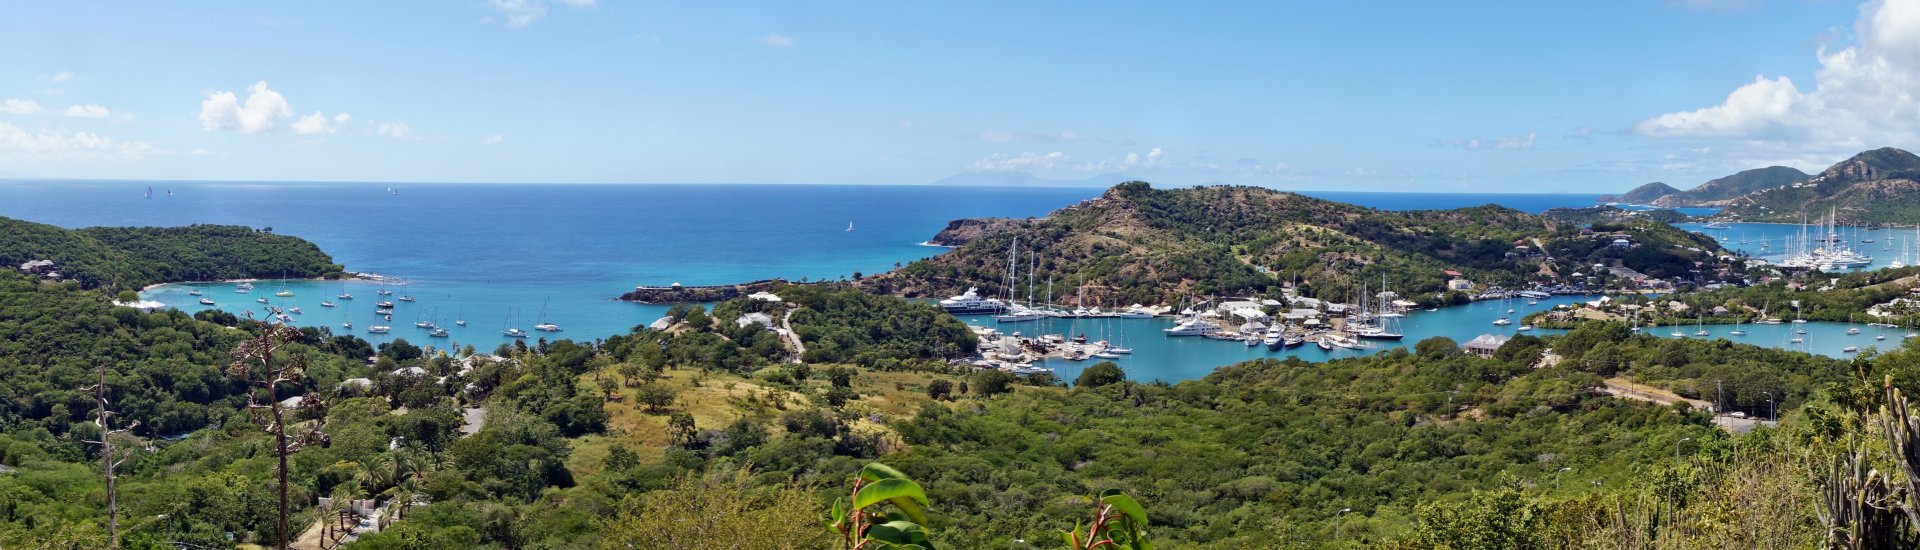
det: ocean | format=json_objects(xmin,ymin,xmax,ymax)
[{"xmin": 14, "ymin": 180, "xmax": 1850, "ymax": 382}]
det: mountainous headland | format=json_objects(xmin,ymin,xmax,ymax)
[{"xmin": 864, "ymin": 182, "xmax": 1733, "ymax": 307}]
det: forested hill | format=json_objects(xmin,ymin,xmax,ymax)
[
  {"xmin": 0, "ymin": 216, "xmax": 343, "ymax": 290},
  {"xmin": 869, "ymin": 182, "xmax": 1721, "ymax": 306},
  {"xmin": 1649, "ymin": 165, "xmax": 1809, "ymax": 206},
  {"xmin": 1714, "ymin": 147, "xmax": 1920, "ymax": 223},
  {"xmin": 1596, "ymin": 181, "xmax": 1680, "ymax": 204}
]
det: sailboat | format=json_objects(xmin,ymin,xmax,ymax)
[
  {"xmin": 846, "ymin": 221, "xmax": 855, "ymax": 232},
  {"xmin": 502, "ymin": 308, "xmax": 529, "ymax": 338},
  {"xmin": 534, "ymin": 298, "xmax": 561, "ymax": 331},
  {"xmin": 1847, "ymin": 315, "xmax": 1861, "ymax": 335},
  {"xmin": 144, "ymin": 186, "xmax": 152, "ymax": 199},
  {"xmin": 1728, "ymin": 312, "xmax": 1747, "ymax": 336},
  {"xmin": 1107, "ymin": 315, "xmax": 1133, "ymax": 354},
  {"xmin": 1693, "ymin": 315, "xmax": 1709, "ymax": 337}
]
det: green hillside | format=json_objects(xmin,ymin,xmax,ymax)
[{"xmin": 0, "ymin": 216, "xmax": 343, "ymax": 290}]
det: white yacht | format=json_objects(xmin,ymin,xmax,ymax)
[
  {"xmin": 1163, "ymin": 318, "xmax": 1223, "ymax": 336},
  {"xmin": 535, "ymin": 322, "xmax": 562, "ymax": 332},
  {"xmin": 992, "ymin": 304, "xmax": 1046, "ymax": 322},
  {"xmin": 1492, "ymin": 318, "xmax": 1512, "ymax": 326},
  {"xmin": 366, "ymin": 325, "xmax": 390, "ymax": 334},
  {"xmin": 415, "ymin": 320, "xmax": 435, "ymax": 329},
  {"xmin": 503, "ymin": 328, "xmax": 530, "ymax": 338},
  {"xmin": 1262, "ymin": 327, "xmax": 1283, "ymax": 348},
  {"xmin": 939, "ymin": 287, "xmax": 1007, "ymax": 314},
  {"xmin": 188, "ymin": 289, "xmax": 203, "ymax": 296},
  {"xmin": 429, "ymin": 328, "xmax": 450, "ymax": 338},
  {"xmin": 321, "ymin": 301, "xmax": 336, "ymax": 308},
  {"xmin": 337, "ymin": 293, "xmax": 354, "ymax": 300},
  {"xmin": 198, "ymin": 298, "xmax": 216, "ymax": 305}
]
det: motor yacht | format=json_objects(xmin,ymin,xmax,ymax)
[
  {"xmin": 939, "ymin": 287, "xmax": 1007, "ymax": 314},
  {"xmin": 1162, "ymin": 318, "xmax": 1223, "ymax": 336}
]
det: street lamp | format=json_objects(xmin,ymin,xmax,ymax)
[
  {"xmin": 1334, "ymin": 507, "xmax": 1353, "ymax": 540},
  {"xmin": 1763, "ymin": 391, "xmax": 1777, "ymax": 421},
  {"xmin": 1555, "ymin": 466, "xmax": 1572, "ymax": 489},
  {"xmin": 1676, "ymin": 437, "xmax": 1692, "ymax": 463}
]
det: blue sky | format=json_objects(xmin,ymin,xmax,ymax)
[{"xmin": 2, "ymin": 0, "xmax": 1915, "ymax": 192}]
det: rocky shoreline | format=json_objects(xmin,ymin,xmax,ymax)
[
  {"xmin": 926, "ymin": 217, "xmax": 1034, "ymax": 247},
  {"xmin": 619, "ymin": 279, "xmax": 797, "ymax": 303}
]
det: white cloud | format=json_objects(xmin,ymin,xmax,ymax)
[
  {"xmin": 378, "ymin": 122, "xmax": 411, "ymax": 139},
  {"xmin": 1638, "ymin": 0, "xmax": 1920, "ymax": 152},
  {"xmin": 486, "ymin": 0, "xmax": 547, "ymax": 27},
  {"xmin": 0, "ymin": 99, "xmax": 42, "ymax": 115},
  {"xmin": 190, "ymin": 147, "xmax": 221, "ymax": 156},
  {"xmin": 762, "ymin": 32, "xmax": 795, "ymax": 48},
  {"xmin": 1123, "ymin": 147, "xmax": 1167, "ymax": 168},
  {"xmin": 1495, "ymin": 132, "xmax": 1537, "ymax": 150},
  {"xmin": 64, "ymin": 104, "xmax": 110, "ymax": 118},
  {"xmin": 0, "ymin": 120, "xmax": 157, "ymax": 160},
  {"xmin": 1344, "ymin": 167, "xmax": 1379, "ymax": 177},
  {"xmin": 971, "ymin": 151, "xmax": 1069, "ymax": 171},
  {"xmin": 484, "ymin": 0, "xmax": 594, "ymax": 27},
  {"xmin": 1439, "ymin": 132, "xmax": 1536, "ymax": 151},
  {"xmin": 482, "ymin": 134, "xmax": 504, "ymax": 144},
  {"xmin": 973, "ymin": 129, "xmax": 1080, "ymax": 143},
  {"xmin": 292, "ymin": 111, "xmax": 350, "ymax": 134},
  {"xmin": 49, "ymin": 71, "xmax": 73, "ymax": 83},
  {"xmin": 200, "ymin": 81, "xmax": 293, "ymax": 133}
]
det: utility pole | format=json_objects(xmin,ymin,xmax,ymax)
[{"xmin": 85, "ymin": 363, "xmax": 140, "ymax": 550}]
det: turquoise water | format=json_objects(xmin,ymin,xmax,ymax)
[
  {"xmin": 0, "ymin": 180, "xmax": 1874, "ymax": 381},
  {"xmin": 1676, "ymin": 222, "xmax": 1920, "ymax": 271}
]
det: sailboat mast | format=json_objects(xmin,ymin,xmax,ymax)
[
  {"xmin": 1004, "ymin": 237, "xmax": 1019, "ymax": 303},
  {"xmin": 1028, "ymin": 249, "xmax": 1036, "ymax": 306}
]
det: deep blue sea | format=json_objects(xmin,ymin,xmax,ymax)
[{"xmin": 0, "ymin": 181, "xmax": 1866, "ymax": 381}]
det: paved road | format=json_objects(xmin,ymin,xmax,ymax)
[{"xmin": 780, "ymin": 309, "xmax": 805, "ymax": 363}]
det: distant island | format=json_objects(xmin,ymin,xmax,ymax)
[{"xmin": 1588, "ymin": 147, "xmax": 1920, "ymax": 224}]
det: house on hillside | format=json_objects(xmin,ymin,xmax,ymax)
[
  {"xmin": 1462, "ymin": 334, "xmax": 1511, "ymax": 358},
  {"xmin": 736, "ymin": 312, "xmax": 775, "ymax": 329}
]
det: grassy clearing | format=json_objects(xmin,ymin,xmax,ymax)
[{"xmin": 567, "ymin": 363, "xmax": 978, "ymax": 475}]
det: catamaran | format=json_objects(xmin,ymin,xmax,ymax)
[{"xmin": 534, "ymin": 298, "xmax": 562, "ymax": 331}]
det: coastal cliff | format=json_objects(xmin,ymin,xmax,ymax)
[{"xmin": 927, "ymin": 217, "xmax": 1033, "ymax": 247}]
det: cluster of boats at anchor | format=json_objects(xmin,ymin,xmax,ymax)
[
  {"xmin": 185, "ymin": 280, "xmax": 566, "ymax": 340},
  {"xmin": 1694, "ymin": 207, "xmax": 1920, "ymax": 272},
  {"xmin": 941, "ymin": 244, "xmax": 1462, "ymax": 372}
]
